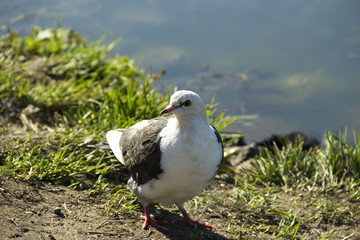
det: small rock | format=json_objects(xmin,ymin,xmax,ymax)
[
  {"xmin": 54, "ymin": 207, "xmax": 65, "ymax": 218},
  {"xmin": 20, "ymin": 226, "xmax": 30, "ymax": 232},
  {"xmin": 9, "ymin": 233, "xmax": 22, "ymax": 238},
  {"xmin": 49, "ymin": 234, "xmax": 56, "ymax": 240}
]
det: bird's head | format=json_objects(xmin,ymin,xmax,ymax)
[{"xmin": 160, "ymin": 90, "xmax": 207, "ymax": 119}]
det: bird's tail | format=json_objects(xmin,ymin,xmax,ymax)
[{"xmin": 106, "ymin": 129, "xmax": 125, "ymax": 165}]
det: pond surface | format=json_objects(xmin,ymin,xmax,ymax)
[{"xmin": 1, "ymin": 0, "xmax": 360, "ymax": 143}]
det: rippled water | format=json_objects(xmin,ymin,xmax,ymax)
[{"xmin": 1, "ymin": 0, "xmax": 359, "ymax": 143}]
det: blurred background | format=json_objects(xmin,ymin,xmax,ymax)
[{"xmin": 1, "ymin": 0, "xmax": 359, "ymax": 144}]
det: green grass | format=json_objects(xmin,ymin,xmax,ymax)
[
  {"xmin": 248, "ymin": 130, "xmax": 360, "ymax": 191},
  {"xmin": 230, "ymin": 130, "xmax": 360, "ymax": 239},
  {"xmin": 1, "ymin": 27, "xmax": 359, "ymax": 239},
  {"xmin": 0, "ymin": 26, "xmax": 235, "ymax": 191},
  {"xmin": 0, "ymin": 27, "xmax": 163, "ymax": 187}
]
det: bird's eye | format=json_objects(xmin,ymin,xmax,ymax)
[{"xmin": 184, "ymin": 100, "xmax": 192, "ymax": 107}]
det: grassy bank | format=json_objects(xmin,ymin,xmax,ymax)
[{"xmin": 1, "ymin": 27, "xmax": 359, "ymax": 239}]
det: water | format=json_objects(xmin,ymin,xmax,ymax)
[{"xmin": 1, "ymin": 0, "xmax": 359, "ymax": 143}]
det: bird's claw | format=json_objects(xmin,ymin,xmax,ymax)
[{"xmin": 141, "ymin": 215, "xmax": 169, "ymax": 231}]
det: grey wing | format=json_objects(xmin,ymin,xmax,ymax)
[
  {"xmin": 211, "ymin": 125, "xmax": 224, "ymax": 168},
  {"xmin": 121, "ymin": 117, "xmax": 169, "ymax": 185}
]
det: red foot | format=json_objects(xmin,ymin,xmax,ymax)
[
  {"xmin": 175, "ymin": 205, "xmax": 214, "ymax": 230},
  {"xmin": 141, "ymin": 206, "xmax": 168, "ymax": 231}
]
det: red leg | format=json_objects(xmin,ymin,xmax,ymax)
[
  {"xmin": 174, "ymin": 204, "xmax": 214, "ymax": 230},
  {"xmin": 141, "ymin": 205, "xmax": 168, "ymax": 231}
]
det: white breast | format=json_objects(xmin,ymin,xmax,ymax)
[{"xmin": 137, "ymin": 117, "xmax": 222, "ymax": 205}]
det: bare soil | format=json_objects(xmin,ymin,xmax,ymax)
[
  {"xmin": 0, "ymin": 175, "xmax": 238, "ymax": 240},
  {"xmin": 1, "ymin": 174, "xmax": 360, "ymax": 240},
  {"xmin": 0, "ymin": 175, "xmax": 233, "ymax": 239}
]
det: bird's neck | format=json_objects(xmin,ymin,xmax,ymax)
[{"xmin": 174, "ymin": 114, "xmax": 210, "ymax": 133}]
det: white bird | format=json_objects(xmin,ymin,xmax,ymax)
[{"xmin": 106, "ymin": 90, "xmax": 223, "ymax": 231}]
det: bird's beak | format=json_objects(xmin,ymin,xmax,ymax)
[{"xmin": 160, "ymin": 105, "xmax": 176, "ymax": 116}]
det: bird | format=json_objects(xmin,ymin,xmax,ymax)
[{"xmin": 106, "ymin": 90, "xmax": 223, "ymax": 231}]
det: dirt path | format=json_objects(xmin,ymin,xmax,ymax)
[{"xmin": 0, "ymin": 176, "xmax": 236, "ymax": 240}]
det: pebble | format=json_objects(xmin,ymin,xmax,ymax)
[{"xmin": 54, "ymin": 207, "xmax": 65, "ymax": 218}]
